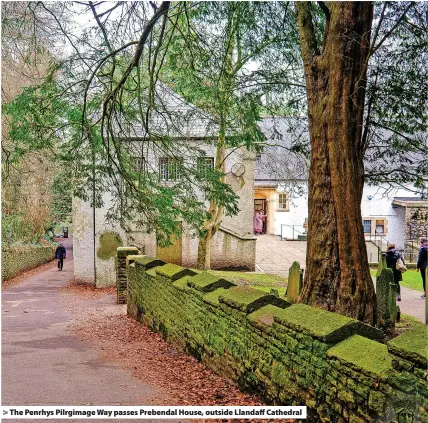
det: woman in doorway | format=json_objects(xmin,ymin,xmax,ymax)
[{"xmin": 254, "ymin": 210, "xmax": 266, "ymax": 235}]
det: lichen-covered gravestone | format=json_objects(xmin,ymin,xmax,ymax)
[
  {"xmin": 376, "ymin": 268, "xmax": 397, "ymax": 330},
  {"xmin": 286, "ymin": 261, "xmax": 303, "ymax": 303}
]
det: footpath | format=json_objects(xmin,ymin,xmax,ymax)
[{"xmin": 1, "ymin": 238, "xmax": 261, "ymax": 423}]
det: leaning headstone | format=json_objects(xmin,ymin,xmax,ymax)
[
  {"xmin": 286, "ymin": 261, "xmax": 303, "ymax": 303},
  {"xmin": 116, "ymin": 247, "xmax": 139, "ymax": 304},
  {"xmin": 376, "ymin": 252, "xmax": 387, "ymax": 281},
  {"xmin": 376, "ymin": 268, "xmax": 395, "ymax": 330},
  {"xmin": 389, "ymin": 283, "xmax": 398, "ymax": 324}
]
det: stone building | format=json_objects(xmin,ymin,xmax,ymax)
[{"xmin": 73, "ymin": 87, "xmax": 257, "ymax": 287}]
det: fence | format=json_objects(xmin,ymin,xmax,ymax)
[{"xmin": 280, "ymin": 224, "xmax": 307, "ymax": 241}]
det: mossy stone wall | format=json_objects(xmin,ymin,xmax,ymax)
[
  {"xmin": 2, "ymin": 245, "xmax": 56, "ymax": 281},
  {"xmin": 125, "ymin": 254, "xmax": 428, "ymax": 423}
]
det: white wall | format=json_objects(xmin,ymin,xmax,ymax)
[
  {"xmin": 270, "ymin": 183, "xmax": 419, "ymax": 247},
  {"xmin": 73, "ymin": 196, "xmax": 95, "ymax": 284},
  {"xmin": 272, "ymin": 185, "xmax": 309, "ymax": 238},
  {"xmin": 73, "ymin": 191, "xmax": 128, "ymax": 287},
  {"xmin": 361, "ymin": 185, "xmax": 419, "ymax": 249}
]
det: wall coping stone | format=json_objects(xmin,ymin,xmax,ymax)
[
  {"xmin": 273, "ymin": 304, "xmax": 383, "ymax": 343},
  {"xmin": 188, "ymin": 271, "xmax": 236, "ymax": 292},
  {"xmin": 202, "ymin": 287, "xmax": 233, "ymax": 307},
  {"xmin": 156, "ymin": 263, "xmax": 196, "ymax": 281},
  {"xmin": 387, "ymin": 325, "xmax": 427, "ymax": 367},
  {"xmin": 134, "ymin": 256, "xmax": 166, "ymax": 269},
  {"xmin": 126, "ymin": 254, "xmax": 145, "ymax": 266},
  {"xmin": 172, "ymin": 276, "xmax": 193, "ymax": 291},
  {"xmin": 248, "ymin": 304, "xmax": 284, "ymax": 331},
  {"xmin": 219, "ymin": 226, "xmax": 257, "ymax": 241},
  {"xmin": 219, "ymin": 286, "xmax": 289, "ymax": 314},
  {"xmin": 117, "ymin": 246, "xmax": 139, "ymax": 257},
  {"xmin": 327, "ymin": 335, "xmax": 392, "ymax": 378}
]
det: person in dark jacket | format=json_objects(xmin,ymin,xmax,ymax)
[
  {"xmin": 416, "ymin": 237, "xmax": 428, "ymax": 299},
  {"xmin": 55, "ymin": 243, "xmax": 66, "ymax": 271},
  {"xmin": 385, "ymin": 243, "xmax": 405, "ymax": 301}
]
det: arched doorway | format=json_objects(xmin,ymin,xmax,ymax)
[
  {"xmin": 254, "ymin": 193, "xmax": 268, "ymax": 234},
  {"xmin": 254, "ymin": 188, "xmax": 277, "ymax": 235}
]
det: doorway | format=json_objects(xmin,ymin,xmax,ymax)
[
  {"xmin": 156, "ymin": 223, "xmax": 182, "ymax": 265},
  {"xmin": 254, "ymin": 199, "xmax": 267, "ymax": 234}
]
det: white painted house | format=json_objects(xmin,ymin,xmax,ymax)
[{"xmin": 253, "ymin": 117, "xmax": 428, "ymax": 260}]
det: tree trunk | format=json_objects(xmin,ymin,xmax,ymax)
[
  {"xmin": 196, "ymin": 137, "xmax": 225, "ymax": 270},
  {"xmin": 296, "ymin": 2, "xmax": 376, "ymax": 324},
  {"xmin": 197, "ymin": 228, "xmax": 213, "ymax": 270}
]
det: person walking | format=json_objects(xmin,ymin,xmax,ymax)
[
  {"xmin": 55, "ymin": 243, "xmax": 66, "ymax": 271},
  {"xmin": 385, "ymin": 243, "xmax": 405, "ymax": 301},
  {"xmin": 253, "ymin": 210, "xmax": 266, "ymax": 235},
  {"xmin": 416, "ymin": 237, "xmax": 428, "ymax": 299}
]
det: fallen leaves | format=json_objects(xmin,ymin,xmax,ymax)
[{"xmin": 62, "ymin": 288, "xmax": 293, "ymax": 422}]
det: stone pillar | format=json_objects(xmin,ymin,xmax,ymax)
[
  {"xmin": 286, "ymin": 261, "xmax": 303, "ymax": 303},
  {"xmin": 116, "ymin": 247, "xmax": 139, "ymax": 304}
]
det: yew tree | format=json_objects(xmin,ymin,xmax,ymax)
[{"xmin": 295, "ymin": 2, "xmax": 427, "ymax": 324}]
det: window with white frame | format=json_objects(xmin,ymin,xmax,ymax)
[
  {"xmin": 375, "ymin": 219, "xmax": 385, "ymax": 234},
  {"xmin": 278, "ymin": 193, "xmax": 287, "ymax": 210},
  {"xmin": 159, "ymin": 157, "xmax": 182, "ymax": 181},
  {"xmin": 197, "ymin": 157, "xmax": 214, "ymax": 177},
  {"xmin": 362, "ymin": 218, "xmax": 388, "ymax": 235},
  {"xmin": 363, "ymin": 219, "xmax": 371, "ymax": 233}
]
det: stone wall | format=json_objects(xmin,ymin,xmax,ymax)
[
  {"xmin": 2, "ymin": 245, "xmax": 55, "ymax": 281},
  {"xmin": 405, "ymin": 206, "xmax": 428, "ymax": 241},
  {"xmin": 126, "ymin": 255, "xmax": 427, "ymax": 422}
]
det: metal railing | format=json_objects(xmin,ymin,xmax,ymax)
[{"xmin": 280, "ymin": 224, "xmax": 307, "ymax": 241}]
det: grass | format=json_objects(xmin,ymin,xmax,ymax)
[
  {"xmin": 396, "ymin": 313, "xmax": 425, "ymax": 331},
  {"xmin": 370, "ymin": 269, "xmax": 424, "ymax": 292},
  {"xmin": 207, "ymin": 270, "xmax": 288, "ymax": 296}
]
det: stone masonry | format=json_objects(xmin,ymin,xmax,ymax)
[{"xmin": 121, "ymin": 250, "xmax": 428, "ymax": 422}]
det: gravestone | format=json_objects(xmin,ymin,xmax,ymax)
[
  {"xmin": 376, "ymin": 268, "xmax": 396, "ymax": 330},
  {"xmin": 286, "ymin": 261, "xmax": 303, "ymax": 303},
  {"xmin": 376, "ymin": 252, "xmax": 387, "ymax": 280}
]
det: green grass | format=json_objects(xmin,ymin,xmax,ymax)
[
  {"xmin": 396, "ymin": 313, "xmax": 425, "ymax": 331},
  {"xmin": 370, "ymin": 269, "xmax": 424, "ymax": 292},
  {"xmin": 207, "ymin": 270, "xmax": 288, "ymax": 296}
]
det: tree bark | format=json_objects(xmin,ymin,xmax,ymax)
[{"xmin": 296, "ymin": 2, "xmax": 376, "ymax": 324}]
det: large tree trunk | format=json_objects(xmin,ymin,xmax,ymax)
[{"xmin": 296, "ymin": 2, "xmax": 376, "ymax": 324}]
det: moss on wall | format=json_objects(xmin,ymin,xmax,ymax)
[
  {"xmin": 97, "ymin": 232, "xmax": 123, "ymax": 260},
  {"xmin": 125, "ymin": 254, "xmax": 428, "ymax": 422},
  {"xmin": 2, "ymin": 245, "xmax": 55, "ymax": 281}
]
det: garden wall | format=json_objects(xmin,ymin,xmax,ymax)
[
  {"xmin": 125, "ymin": 255, "xmax": 428, "ymax": 423},
  {"xmin": 2, "ymin": 245, "xmax": 56, "ymax": 281}
]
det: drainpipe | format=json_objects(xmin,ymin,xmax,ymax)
[{"xmin": 92, "ymin": 139, "xmax": 97, "ymax": 286}]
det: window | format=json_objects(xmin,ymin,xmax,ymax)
[
  {"xmin": 363, "ymin": 220, "xmax": 371, "ymax": 233},
  {"xmin": 278, "ymin": 193, "xmax": 287, "ymax": 209},
  {"xmin": 159, "ymin": 157, "xmax": 182, "ymax": 181},
  {"xmin": 375, "ymin": 220, "xmax": 385, "ymax": 234},
  {"xmin": 197, "ymin": 157, "xmax": 214, "ymax": 177},
  {"xmin": 130, "ymin": 156, "xmax": 146, "ymax": 173}
]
